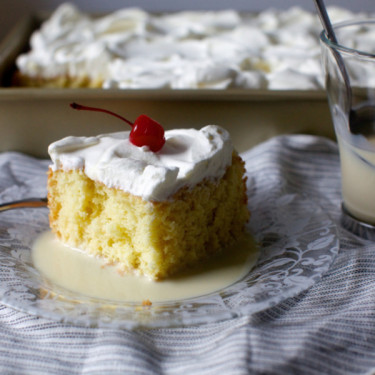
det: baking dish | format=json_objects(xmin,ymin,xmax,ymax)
[{"xmin": 0, "ymin": 13, "xmax": 333, "ymax": 158}]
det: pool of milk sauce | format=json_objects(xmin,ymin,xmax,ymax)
[{"xmin": 32, "ymin": 231, "xmax": 259, "ymax": 303}]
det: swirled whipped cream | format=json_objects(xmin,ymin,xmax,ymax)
[
  {"xmin": 48, "ymin": 125, "xmax": 233, "ymax": 201},
  {"xmin": 16, "ymin": 3, "xmax": 372, "ymax": 90}
]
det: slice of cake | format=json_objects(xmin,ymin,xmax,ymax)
[{"xmin": 47, "ymin": 108, "xmax": 249, "ymax": 280}]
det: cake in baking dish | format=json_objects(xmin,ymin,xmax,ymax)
[
  {"xmin": 47, "ymin": 118, "xmax": 249, "ymax": 280},
  {"xmin": 14, "ymin": 3, "xmax": 359, "ymax": 90}
]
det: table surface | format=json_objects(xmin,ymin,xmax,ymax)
[{"xmin": 0, "ymin": 134, "xmax": 374, "ymax": 375}]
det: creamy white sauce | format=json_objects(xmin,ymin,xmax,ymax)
[
  {"xmin": 32, "ymin": 231, "xmax": 258, "ymax": 303},
  {"xmin": 338, "ymin": 135, "xmax": 375, "ymax": 224}
]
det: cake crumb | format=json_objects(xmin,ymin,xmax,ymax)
[{"xmin": 117, "ymin": 268, "xmax": 125, "ymax": 276}]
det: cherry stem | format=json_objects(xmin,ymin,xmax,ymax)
[{"xmin": 70, "ymin": 102, "xmax": 134, "ymax": 127}]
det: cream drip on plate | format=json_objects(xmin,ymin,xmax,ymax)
[
  {"xmin": 16, "ymin": 3, "xmax": 373, "ymax": 90},
  {"xmin": 32, "ymin": 231, "xmax": 258, "ymax": 303},
  {"xmin": 48, "ymin": 125, "xmax": 233, "ymax": 201}
]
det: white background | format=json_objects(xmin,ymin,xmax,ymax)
[{"xmin": 0, "ymin": 0, "xmax": 374, "ymax": 40}]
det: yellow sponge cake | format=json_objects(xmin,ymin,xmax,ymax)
[{"xmin": 47, "ymin": 119, "xmax": 249, "ymax": 280}]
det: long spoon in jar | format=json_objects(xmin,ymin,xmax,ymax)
[{"xmin": 314, "ymin": 0, "xmax": 375, "ymax": 135}]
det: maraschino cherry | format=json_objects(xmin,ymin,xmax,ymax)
[{"xmin": 70, "ymin": 102, "xmax": 165, "ymax": 152}]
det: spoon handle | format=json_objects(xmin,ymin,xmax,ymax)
[
  {"xmin": 314, "ymin": 0, "xmax": 338, "ymax": 43},
  {"xmin": 313, "ymin": 0, "xmax": 353, "ymax": 128},
  {"xmin": 0, "ymin": 198, "xmax": 48, "ymax": 212}
]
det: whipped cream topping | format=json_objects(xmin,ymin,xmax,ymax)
[
  {"xmin": 48, "ymin": 125, "xmax": 233, "ymax": 201},
  {"xmin": 16, "ymin": 3, "xmax": 373, "ymax": 90}
]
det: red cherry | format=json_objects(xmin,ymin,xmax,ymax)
[
  {"xmin": 129, "ymin": 115, "xmax": 166, "ymax": 152},
  {"xmin": 70, "ymin": 103, "xmax": 165, "ymax": 152}
]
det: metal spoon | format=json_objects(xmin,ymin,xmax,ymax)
[
  {"xmin": 0, "ymin": 198, "xmax": 48, "ymax": 212},
  {"xmin": 314, "ymin": 0, "xmax": 375, "ymax": 135}
]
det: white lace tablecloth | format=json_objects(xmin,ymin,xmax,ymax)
[{"xmin": 0, "ymin": 135, "xmax": 374, "ymax": 375}]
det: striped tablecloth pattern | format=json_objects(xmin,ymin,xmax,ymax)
[{"xmin": 0, "ymin": 135, "xmax": 374, "ymax": 375}]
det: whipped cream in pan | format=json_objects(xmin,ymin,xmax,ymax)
[
  {"xmin": 48, "ymin": 125, "xmax": 233, "ymax": 201},
  {"xmin": 16, "ymin": 3, "xmax": 372, "ymax": 90}
]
